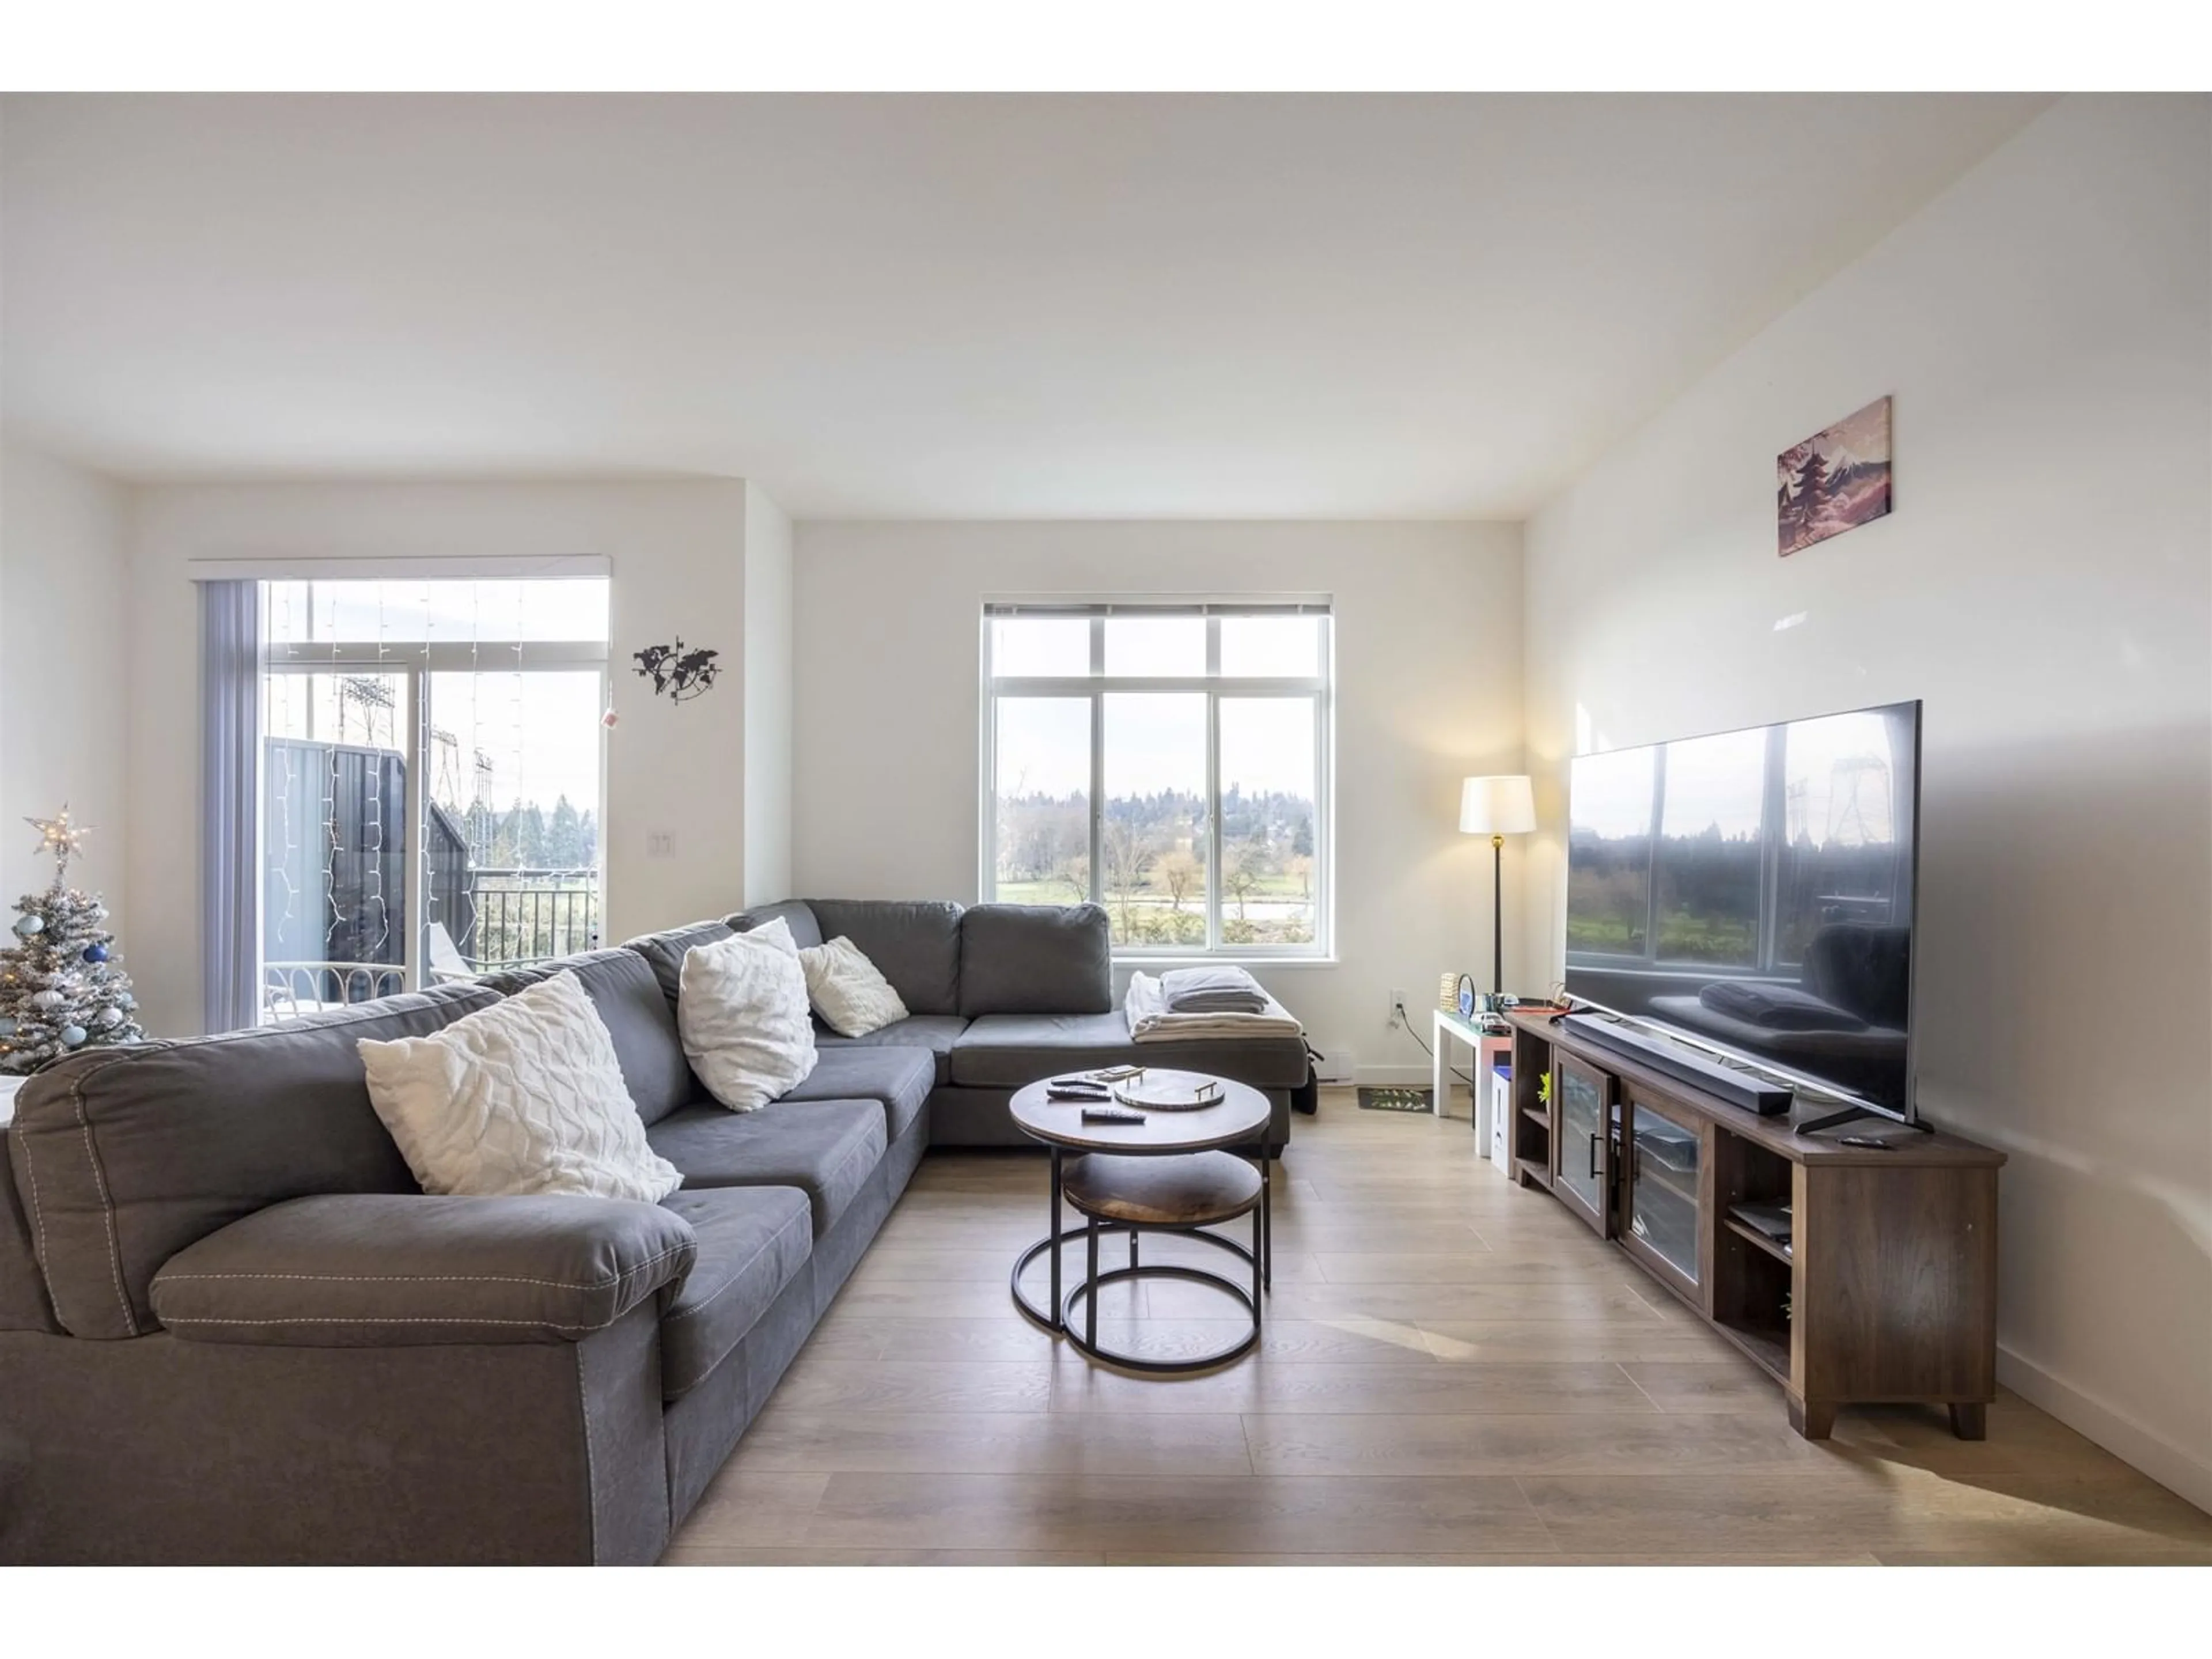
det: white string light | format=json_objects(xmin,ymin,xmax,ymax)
[{"xmin": 357, "ymin": 582, "xmax": 390, "ymax": 964}]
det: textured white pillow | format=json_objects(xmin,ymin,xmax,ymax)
[
  {"xmin": 357, "ymin": 971, "xmax": 681, "ymax": 1202},
  {"xmin": 679, "ymin": 918, "xmax": 819, "ymax": 1112},
  {"xmin": 799, "ymin": 935, "xmax": 911, "ymax": 1037}
]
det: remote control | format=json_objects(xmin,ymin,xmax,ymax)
[
  {"xmin": 1081, "ymin": 1107, "xmax": 1146, "ymax": 1124},
  {"xmin": 1838, "ymin": 1134, "xmax": 1895, "ymax": 1150},
  {"xmin": 1047, "ymin": 1081, "xmax": 1111, "ymax": 1100}
]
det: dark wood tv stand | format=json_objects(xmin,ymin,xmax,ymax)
[{"xmin": 1503, "ymin": 1010, "xmax": 2005, "ymax": 1441}]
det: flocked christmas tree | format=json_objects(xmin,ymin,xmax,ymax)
[{"xmin": 0, "ymin": 806, "xmax": 145, "ymax": 1075}]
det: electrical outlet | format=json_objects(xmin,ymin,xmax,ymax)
[{"xmin": 1387, "ymin": 988, "xmax": 1411, "ymax": 1028}]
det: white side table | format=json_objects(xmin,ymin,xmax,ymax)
[{"xmin": 1431, "ymin": 1006, "xmax": 1514, "ymax": 1150}]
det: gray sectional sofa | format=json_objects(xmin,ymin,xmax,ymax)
[
  {"xmin": 0, "ymin": 899, "xmax": 1303, "ymax": 1564},
  {"xmin": 728, "ymin": 899, "xmax": 1308, "ymax": 1152}
]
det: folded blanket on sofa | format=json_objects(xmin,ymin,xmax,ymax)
[
  {"xmin": 1158, "ymin": 965, "xmax": 1270, "ymax": 1015},
  {"xmin": 1126, "ymin": 972, "xmax": 1304, "ymax": 1041}
]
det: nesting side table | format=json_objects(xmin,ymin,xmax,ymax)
[{"xmin": 1008, "ymin": 1070, "xmax": 1274, "ymax": 1374}]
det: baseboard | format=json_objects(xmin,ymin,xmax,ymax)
[{"xmin": 1997, "ymin": 1344, "xmax": 2212, "ymax": 1516}]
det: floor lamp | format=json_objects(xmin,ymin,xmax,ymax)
[{"xmin": 1459, "ymin": 775, "xmax": 1536, "ymax": 997}]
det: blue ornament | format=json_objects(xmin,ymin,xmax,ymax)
[
  {"xmin": 118, "ymin": 993, "xmax": 137, "ymax": 1011},
  {"xmin": 60, "ymin": 1024, "xmax": 87, "ymax": 1047},
  {"xmin": 82, "ymin": 942, "xmax": 109, "ymax": 964},
  {"xmin": 0, "ymin": 1017, "xmax": 15, "ymax": 1038},
  {"xmin": 13, "ymin": 913, "xmax": 43, "ymax": 937}
]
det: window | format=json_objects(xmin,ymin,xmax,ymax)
[
  {"xmin": 983, "ymin": 602, "xmax": 1331, "ymax": 956},
  {"xmin": 257, "ymin": 578, "xmax": 609, "ymax": 1019}
]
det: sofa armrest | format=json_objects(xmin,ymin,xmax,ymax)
[{"xmin": 149, "ymin": 1193, "xmax": 697, "ymax": 1347}]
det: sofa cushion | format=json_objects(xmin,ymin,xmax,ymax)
[
  {"xmin": 778, "ymin": 1044, "xmax": 934, "ymax": 1141},
  {"xmin": 728, "ymin": 900, "xmax": 825, "ymax": 953},
  {"xmin": 622, "ymin": 919, "xmax": 736, "ymax": 1005},
  {"xmin": 147, "ymin": 1191, "xmax": 698, "ymax": 1347},
  {"xmin": 0, "ymin": 1128, "xmax": 60, "ymax": 1333},
  {"xmin": 657, "ymin": 1186, "xmax": 813, "ymax": 1399},
  {"xmin": 7, "ymin": 981, "xmax": 499, "ymax": 1342},
  {"xmin": 358, "ymin": 971, "xmax": 684, "ymax": 1203},
  {"xmin": 949, "ymin": 1011, "xmax": 1311, "ymax": 1090},
  {"xmin": 958, "ymin": 903, "xmax": 1112, "ymax": 1017},
  {"xmin": 645, "ymin": 1100, "xmax": 885, "ymax": 1238},
  {"xmin": 817, "ymin": 1014, "xmax": 969, "ymax": 1086},
  {"xmin": 805, "ymin": 900, "xmax": 964, "ymax": 1017},
  {"xmin": 678, "ymin": 918, "xmax": 819, "ymax": 1113},
  {"xmin": 481, "ymin": 948, "xmax": 694, "ymax": 1126},
  {"xmin": 800, "ymin": 936, "xmax": 911, "ymax": 1037}
]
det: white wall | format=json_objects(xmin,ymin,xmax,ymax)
[
  {"xmin": 743, "ymin": 486, "xmax": 794, "ymax": 906},
  {"xmin": 1522, "ymin": 94, "xmax": 2212, "ymax": 1508},
  {"xmin": 126, "ymin": 480, "xmax": 778, "ymax": 1038},
  {"xmin": 791, "ymin": 520, "xmax": 1524, "ymax": 1081},
  {"xmin": 0, "ymin": 442, "xmax": 131, "ymax": 926}
]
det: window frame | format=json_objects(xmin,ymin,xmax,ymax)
[
  {"xmin": 980, "ymin": 601, "xmax": 1334, "ymax": 961},
  {"xmin": 259, "ymin": 578, "xmax": 610, "ymax": 995}
]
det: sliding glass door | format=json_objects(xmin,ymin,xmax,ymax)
[
  {"xmin": 423, "ymin": 667, "xmax": 605, "ymax": 976},
  {"xmin": 256, "ymin": 579, "xmax": 608, "ymax": 1021}
]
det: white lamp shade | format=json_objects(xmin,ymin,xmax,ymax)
[{"xmin": 1459, "ymin": 775, "xmax": 1536, "ymax": 836}]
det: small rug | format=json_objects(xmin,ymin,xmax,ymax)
[{"xmin": 1357, "ymin": 1086, "xmax": 1434, "ymax": 1113}]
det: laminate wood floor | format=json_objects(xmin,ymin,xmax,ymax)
[{"xmin": 664, "ymin": 1089, "xmax": 2212, "ymax": 1566}]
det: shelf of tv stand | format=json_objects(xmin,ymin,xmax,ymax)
[
  {"xmin": 1520, "ymin": 1105, "xmax": 1550, "ymax": 1129},
  {"xmin": 1723, "ymin": 1215, "xmax": 1794, "ymax": 1267},
  {"xmin": 1502, "ymin": 1009, "xmax": 2005, "ymax": 1442},
  {"xmin": 1717, "ymin": 1319, "xmax": 1793, "ymax": 1381}
]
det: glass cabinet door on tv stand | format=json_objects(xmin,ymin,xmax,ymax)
[
  {"xmin": 1623, "ymin": 1090, "xmax": 1708, "ymax": 1306},
  {"xmin": 1551, "ymin": 1052, "xmax": 1613, "ymax": 1237}
]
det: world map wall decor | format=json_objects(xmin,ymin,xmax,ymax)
[{"xmin": 632, "ymin": 639, "xmax": 722, "ymax": 703}]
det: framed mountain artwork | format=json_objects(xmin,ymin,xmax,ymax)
[{"xmin": 1778, "ymin": 395, "xmax": 1892, "ymax": 557}]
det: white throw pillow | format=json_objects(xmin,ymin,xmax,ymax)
[
  {"xmin": 679, "ymin": 917, "xmax": 819, "ymax": 1112},
  {"xmin": 357, "ymin": 970, "xmax": 681, "ymax": 1202},
  {"xmin": 799, "ymin": 935, "xmax": 911, "ymax": 1038}
]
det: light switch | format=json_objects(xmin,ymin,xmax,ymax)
[{"xmin": 647, "ymin": 830, "xmax": 676, "ymax": 859}]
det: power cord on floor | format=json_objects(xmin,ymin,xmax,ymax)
[{"xmin": 1389, "ymin": 995, "xmax": 1478, "ymax": 1088}]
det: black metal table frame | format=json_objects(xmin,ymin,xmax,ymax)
[{"xmin": 1010, "ymin": 1142, "xmax": 1274, "ymax": 1374}]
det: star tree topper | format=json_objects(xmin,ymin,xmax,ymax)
[{"xmin": 26, "ymin": 804, "xmax": 93, "ymax": 880}]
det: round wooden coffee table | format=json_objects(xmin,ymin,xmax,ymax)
[{"xmin": 1009, "ymin": 1069, "xmax": 1275, "ymax": 1373}]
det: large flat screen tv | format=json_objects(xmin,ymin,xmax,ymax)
[{"xmin": 1563, "ymin": 700, "xmax": 1922, "ymax": 1122}]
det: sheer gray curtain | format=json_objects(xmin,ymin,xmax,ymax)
[{"xmin": 201, "ymin": 580, "xmax": 262, "ymax": 1034}]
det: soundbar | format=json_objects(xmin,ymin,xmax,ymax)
[{"xmin": 1559, "ymin": 1014, "xmax": 1796, "ymax": 1116}]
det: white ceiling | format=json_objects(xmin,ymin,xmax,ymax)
[{"xmin": 0, "ymin": 93, "xmax": 2053, "ymax": 518}]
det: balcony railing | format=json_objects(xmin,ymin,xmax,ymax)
[
  {"xmin": 262, "ymin": 868, "xmax": 600, "ymax": 1021},
  {"xmin": 262, "ymin": 960, "xmax": 410, "ymax": 1020},
  {"xmin": 456, "ymin": 868, "xmax": 601, "ymax": 972}
]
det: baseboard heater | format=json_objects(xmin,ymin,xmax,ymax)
[{"xmin": 1559, "ymin": 1014, "xmax": 1795, "ymax": 1116}]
